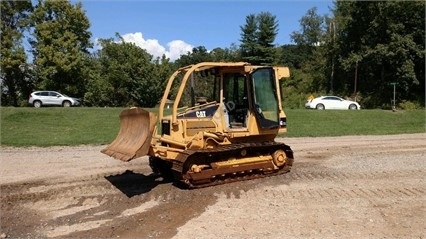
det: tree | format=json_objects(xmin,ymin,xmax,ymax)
[
  {"xmin": 289, "ymin": 7, "xmax": 329, "ymax": 96},
  {"xmin": 87, "ymin": 36, "xmax": 167, "ymax": 107},
  {"xmin": 0, "ymin": 0, "xmax": 33, "ymax": 106},
  {"xmin": 240, "ymin": 12, "xmax": 278, "ymax": 65},
  {"xmin": 240, "ymin": 14, "xmax": 258, "ymax": 64},
  {"xmin": 291, "ymin": 7, "xmax": 326, "ymax": 47},
  {"xmin": 276, "ymin": 44, "xmax": 310, "ymax": 69},
  {"xmin": 257, "ymin": 12, "xmax": 279, "ymax": 64},
  {"xmin": 30, "ymin": 0, "xmax": 92, "ymax": 97},
  {"xmin": 210, "ymin": 45, "xmax": 241, "ymax": 62},
  {"xmin": 151, "ymin": 55, "xmax": 175, "ymax": 105},
  {"xmin": 336, "ymin": 1, "xmax": 425, "ymax": 107},
  {"xmin": 175, "ymin": 46, "xmax": 212, "ymax": 67}
]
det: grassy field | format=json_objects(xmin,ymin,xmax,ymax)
[
  {"xmin": 284, "ymin": 109, "xmax": 425, "ymax": 137},
  {"xmin": 1, "ymin": 107, "xmax": 425, "ymax": 147}
]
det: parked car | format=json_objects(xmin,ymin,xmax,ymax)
[
  {"xmin": 28, "ymin": 91, "xmax": 81, "ymax": 108},
  {"xmin": 305, "ymin": 96, "xmax": 360, "ymax": 110}
]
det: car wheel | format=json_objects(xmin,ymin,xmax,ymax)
[
  {"xmin": 349, "ymin": 104, "xmax": 357, "ymax": 110},
  {"xmin": 33, "ymin": 101, "xmax": 42, "ymax": 108},
  {"xmin": 316, "ymin": 104, "xmax": 325, "ymax": 110},
  {"xmin": 63, "ymin": 101, "xmax": 71, "ymax": 107}
]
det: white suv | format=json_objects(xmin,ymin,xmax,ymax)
[{"xmin": 28, "ymin": 91, "xmax": 81, "ymax": 108}]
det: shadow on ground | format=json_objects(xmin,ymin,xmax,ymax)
[{"xmin": 105, "ymin": 170, "xmax": 171, "ymax": 197}]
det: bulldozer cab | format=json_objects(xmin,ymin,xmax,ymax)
[
  {"xmin": 157, "ymin": 62, "xmax": 289, "ymax": 141},
  {"xmin": 222, "ymin": 68, "xmax": 280, "ymax": 130}
]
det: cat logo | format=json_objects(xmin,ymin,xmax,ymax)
[{"xmin": 196, "ymin": 111, "xmax": 206, "ymax": 118}]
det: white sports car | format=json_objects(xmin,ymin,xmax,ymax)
[{"xmin": 305, "ymin": 96, "xmax": 361, "ymax": 110}]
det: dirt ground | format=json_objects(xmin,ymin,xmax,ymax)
[{"xmin": 1, "ymin": 133, "xmax": 425, "ymax": 239}]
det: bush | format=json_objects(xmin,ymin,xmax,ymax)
[
  {"xmin": 282, "ymin": 93, "xmax": 307, "ymax": 109},
  {"xmin": 398, "ymin": 100, "xmax": 420, "ymax": 110}
]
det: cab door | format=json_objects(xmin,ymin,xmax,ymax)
[
  {"xmin": 223, "ymin": 73, "xmax": 249, "ymax": 129},
  {"xmin": 250, "ymin": 68, "xmax": 280, "ymax": 129}
]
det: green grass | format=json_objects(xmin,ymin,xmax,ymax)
[
  {"xmin": 283, "ymin": 109, "xmax": 425, "ymax": 137},
  {"xmin": 1, "ymin": 107, "xmax": 425, "ymax": 146},
  {"xmin": 1, "ymin": 107, "xmax": 125, "ymax": 146}
]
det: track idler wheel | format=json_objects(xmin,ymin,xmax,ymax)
[{"xmin": 272, "ymin": 149, "xmax": 292, "ymax": 168}]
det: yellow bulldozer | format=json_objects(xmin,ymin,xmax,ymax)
[{"xmin": 102, "ymin": 62, "xmax": 294, "ymax": 188}]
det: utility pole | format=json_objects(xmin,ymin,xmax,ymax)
[
  {"xmin": 390, "ymin": 82, "xmax": 396, "ymax": 111},
  {"xmin": 354, "ymin": 60, "xmax": 358, "ymax": 101},
  {"xmin": 330, "ymin": 20, "xmax": 336, "ymax": 94}
]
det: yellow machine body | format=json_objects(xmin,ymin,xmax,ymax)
[{"xmin": 102, "ymin": 62, "xmax": 294, "ymax": 188}]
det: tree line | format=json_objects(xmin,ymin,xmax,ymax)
[{"xmin": 1, "ymin": 0, "xmax": 424, "ymax": 109}]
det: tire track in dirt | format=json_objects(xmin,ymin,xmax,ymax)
[
  {"xmin": 174, "ymin": 134, "xmax": 426, "ymax": 239},
  {"xmin": 286, "ymin": 169, "xmax": 424, "ymax": 182},
  {"xmin": 259, "ymin": 186, "xmax": 424, "ymax": 200}
]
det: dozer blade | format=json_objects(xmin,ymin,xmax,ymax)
[{"xmin": 101, "ymin": 107, "xmax": 157, "ymax": 161}]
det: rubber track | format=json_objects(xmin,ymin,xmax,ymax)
[
  {"xmin": 183, "ymin": 165, "xmax": 292, "ymax": 189},
  {"xmin": 171, "ymin": 141, "xmax": 293, "ymax": 189}
]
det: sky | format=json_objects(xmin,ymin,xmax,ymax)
[{"xmin": 77, "ymin": 0, "xmax": 334, "ymax": 61}]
